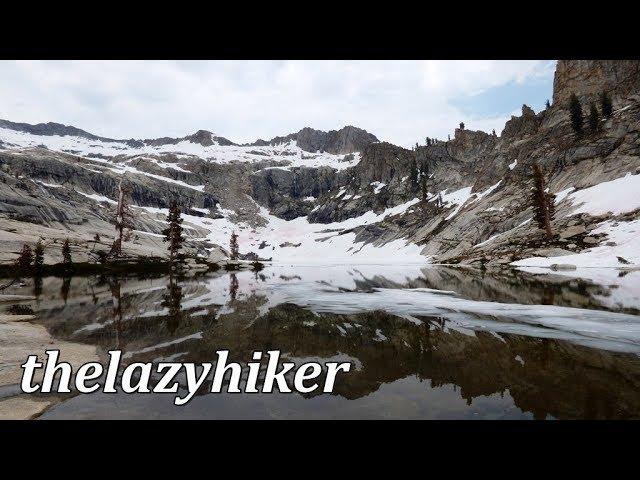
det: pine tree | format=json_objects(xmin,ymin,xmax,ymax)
[
  {"xmin": 16, "ymin": 244, "xmax": 33, "ymax": 270},
  {"xmin": 34, "ymin": 240, "xmax": 45, "ymax": 272},
  {"xmin": 569, "ymin": 93, "xmax": 583, "ymax": 135},
  {"xmin": 110, "ymin": 179, "xmax": 134, "ymax": 257},
  {"xmin": 409, "ymin": 160, "xmax": 418, "ymax": 192},
  {"xmin": 229, "ymin": 231, "xmax": 239, "ymax": 260},
  {"xmin": 162, "ymin": 201, "xmax": 184, "ymax": 263},
  {"xmin": 600, "ymin": 90, "xmax": 613, "ymax": 118},
  {"xmin": 589, "ymin": 102, "xmax": 600, "ymax": 132},
  {"xmin": 419, "ymin": 162, "xmax": 430, "ymax": 202},
  {"xmin": 531, "ymin": 162, "xmax": 555, "ymax": 240},
  {"xmin": 420, "ymin": 173, "xmax": 428, "ymax": 202},
  {"xmin": 545, "ymin": 99, "xmax": 551, "ymax": 109},
  {"xmin": 459, "ymin": 122, "xmax": 465, "ymax": 130},
  {"xmin": 62, "ymin": 238, "xmax": 72, "ymax": 265}
]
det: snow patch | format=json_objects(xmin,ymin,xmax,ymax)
[{"xmin": 566, "ymin": 173, "xmax": 640, "ymax": 216}]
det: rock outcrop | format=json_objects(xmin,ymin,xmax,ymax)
[
  {"xmin": 553, "ymin": 60, "xmax": 640, "ymax": 106},
  {"xmin": 250, "ymin": 125, "xmax": 378, "ymax": 155}
]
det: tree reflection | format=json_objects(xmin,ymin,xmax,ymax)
[
  {"xmin": 60, "ymin": 276, "xmax": 71, "ymax": 304},
  {"xmin": 33, "ymin": 275, "xmax": 43, "ymax": 300},
  {"xmin": 109, "ymin": 278, "xmax": 124, "ymax": 350},
  {"xmin": 162, "ymin": 275, "xmax": 183, "ymax": 335},
  {"xmin": 229, "ymin": 273, "xmax": 239, "ymax": 302}
]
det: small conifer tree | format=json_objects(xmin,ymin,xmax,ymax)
[
  {"xmin": 600, "ymin": 90, "xmax": 613, "ymax": 118},
  {"xmin": 230, "ymin": 231, "xmax": 239, "ymax": 260},
  {"xmin": 162, "ymin": 201, "xmax": 184, "ymax": 263},
  {"xmin": 569, "ymin": 93, "xmax": 584, "ymax": 135},
  {"xmin": 409, "ymin": 160, "xmax": 418, "ymax": 192}
]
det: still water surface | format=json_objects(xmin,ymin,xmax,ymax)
[{"xmin": 6, "ymin": 264, "xmax": 640, "ymax": 419}]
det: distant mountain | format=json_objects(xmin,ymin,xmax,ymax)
[
  {"xmin": 0, "ymin": 119, "xmax": 378, "ymax": 155},
  {"xmin": 0, "ymin": 119, "xmax": 124, "ymax": 143},
  {"xmin": 0, "ymin": 120, "xmax": 237, "ymax": 149},
  {"xmin": 249, "ymin": 125, "xmax": 379, "ymax": 155},
  {"xmin": 142, "ymin": 130, "xmax": 237, "ymax": 148}
]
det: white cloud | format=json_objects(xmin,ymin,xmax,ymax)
[{"xmin": 0, "ymin": 60, "xmax": 554, "ymax": 147}]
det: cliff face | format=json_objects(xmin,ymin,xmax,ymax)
[
  {"xmin": 553, "ymin": 60, "xmax": 640, "ymax": 106},
  {"xmin": 302, "ymin": 61, "xmax": 640, "ymax": 264}
]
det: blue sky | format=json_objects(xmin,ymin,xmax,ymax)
[
  {"xmin": 451, "ymin": 75, "xmax": 554, "ymax": 119},
  {"xmin": 0, "ymin": 60, "xmax": 556, "ymax": 147}
]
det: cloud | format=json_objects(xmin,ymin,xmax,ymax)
[{"xmin": 0, "ymin": 60, "xmax": 555, "ymax": 147}]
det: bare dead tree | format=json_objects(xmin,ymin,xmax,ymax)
[
  {"xmin": 110, "ymin": 179, "xmax": 134, "ymax": 257},
  {"xmin": 531, "ymin": 161, "xmax": 555, "ymax": 240}
]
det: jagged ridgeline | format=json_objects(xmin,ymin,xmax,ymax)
[{"xmin": 1, "ymin": 60, "xmax": 639, "ymax": 270}]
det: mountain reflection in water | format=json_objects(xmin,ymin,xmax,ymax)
[{"xmin": 11, "ymin": 264, "xmax": 640, "ymax": 419}]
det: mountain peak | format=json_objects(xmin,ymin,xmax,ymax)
[{"xmin": 248, "ymin": 125, "xmax": 378, "ymax": 155}]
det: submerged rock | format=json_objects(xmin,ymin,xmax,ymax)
[{"xmin": 550, "ymin": 264, "xmax": 578, "ymax": 271}]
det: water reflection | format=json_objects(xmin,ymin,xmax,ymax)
[
  {"xmin": 6, "ymin": 264, "xmax": 640, "ymax": 419},
  {"xmin": 60, "ymin": 276, "xmax": 71, "ymax": 304},
  {"xmin": 161, "ymin": 275, "xmax": 184, "ymax": 335}
]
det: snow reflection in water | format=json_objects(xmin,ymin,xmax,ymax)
[{"xmin": 6, "ymin": 264, "xmax": 640, "ymax": 419}]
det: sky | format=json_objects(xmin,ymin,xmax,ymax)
[{"xmin": 0, "ymin": 60, "xmax": 556, "ymax": 148}]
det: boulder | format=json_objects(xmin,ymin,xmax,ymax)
[
  {"xmin": 531, "ymin": 248, "xmax": 575, "ymax": 258},
  {"xmin": 550, "ymin": 263, "xmax": 577, "ymax": 271},
  {"xmin": 559, "ymin": 225, "xmax": 586, "ymax": 239}
]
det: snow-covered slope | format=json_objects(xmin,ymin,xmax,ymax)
[
  {"xmin": 132, "ymin": 195, "xmax": 426, "ymax": 265},
  {"xmin": 0, "ymin": 126, "xmax": 361, "ymax": 171},
  {"xmin": 1, "ymin": 121, "xmax": 428, "ymax": 265}
]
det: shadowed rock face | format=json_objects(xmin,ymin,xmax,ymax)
[
  {"xmin": 250, "ymin": 166, "xmax": 339, "ymax": 220},
  {"xmin": 553, "ymin": 60, "xmax": 640, "ymax": 107}
]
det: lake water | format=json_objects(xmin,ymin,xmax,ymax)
[{"xmin": 4, "ymin": 264, "xmax": 640, "ymax": 419}]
